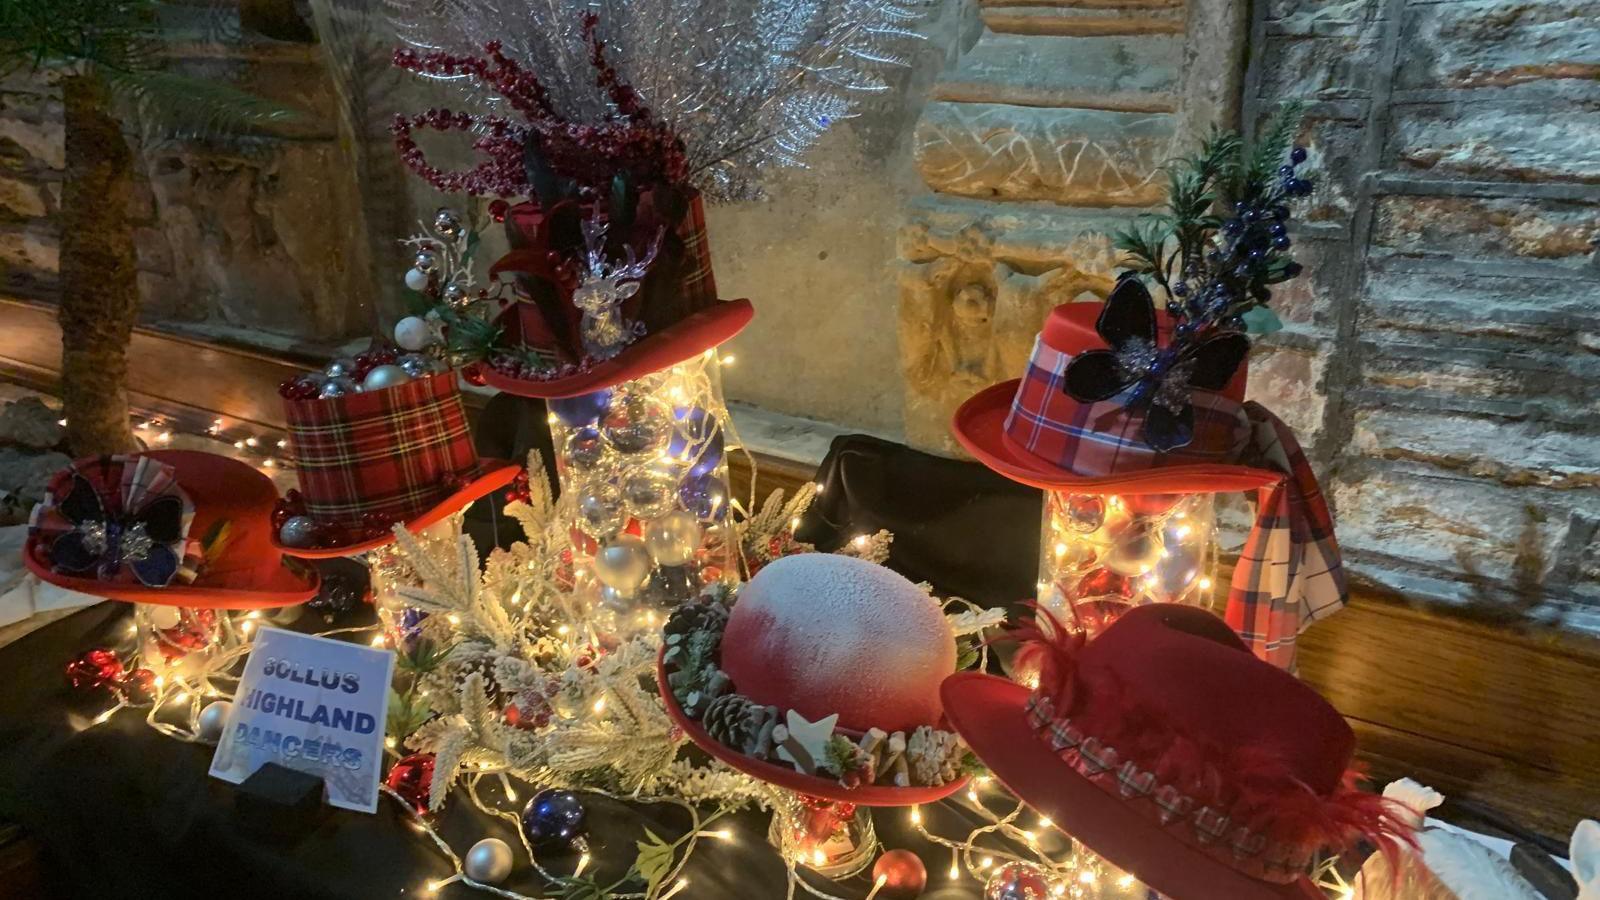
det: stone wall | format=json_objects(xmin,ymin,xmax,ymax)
[{"xmin": 1245, "ymin": 0, "xmax": 1600, "ymax": 626}]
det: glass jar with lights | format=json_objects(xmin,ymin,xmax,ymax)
[
  {"xmin": 1037, "ymin": 490, "xmax": 1218, "ymax": 638},
  {"xmin": 546, "ymin": 350, "xmax": 739, "ymax": 637}
]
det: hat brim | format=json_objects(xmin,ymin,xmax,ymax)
[
  {"xmin": 951, "ymin": 380, "xmax": 1283, "ymax": 495},
  {"xmin": 483, "ymin": 299, "xmax": 753, "ymax": 399},
  {"xmin": 657, "ymin": 648, "xmax": 968, "ymax": 807},
  {"xmin": 941, "ymin": 672, "xmax": 1322, "ymax": 900},
  {"xmin": 274, "ymin": 460, "xmax": 521, "ymax": 559},
  {"xmin": 24, "ymin": 451, "xmax": 320, "ymax": 610}
]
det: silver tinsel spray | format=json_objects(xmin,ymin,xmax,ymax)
[{"xmin": 382, "ymin": 0, "xmax": 930, "ymax": 200}]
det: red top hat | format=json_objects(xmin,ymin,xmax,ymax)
[
  {"xmin": 275, "ymin": 370, "xmax": 518, "ymax": 558},
  {"xmin": 942, "ymin": 604, "xmax": 1413, "ymax": 900},
  {"xmin": 25, "ymin": 451, "xmax": 319, "ymax": 609},
  {"xmin": 951, "ymin": 279, "xmax": 1350, "ymax": 669},
  {"xmin": 480, "ymin": 191, "xmax": 752, "ymax": 399}
]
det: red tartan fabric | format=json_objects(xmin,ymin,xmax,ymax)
[
  {"xmin": 1001, "ymin": 331, "xmax": 1347, "ymax": 669},
  {"xmin": 283, "ymin": 371, "xmax": 480, "ymax": 529}
]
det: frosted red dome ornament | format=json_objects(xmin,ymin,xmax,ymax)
[
  {"xmin": 721, "ymin": 554, "xmax": 956, "ymax": 734},
  {"xmin": 657, "ymin": 554, "xmax": 972, "ymax": 807}
]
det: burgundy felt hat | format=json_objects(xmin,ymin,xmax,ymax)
[
  {"xmin": 480, "ymin": 192, "xmax": 752, "ymax": 399},
  {"xmin": 25, "ymin": 451, "xmax": 319, "ymax": 609},
  {"xmin": 941, "ymin": 604, "xmax": 1411, "ymax": 900},
  {"xmin": 951, "ymin": 282, "xmax": 1282, "ymax": 497},
  {"xmin": 274, "ymin": 370, "xmax": 518, "ymax": 558}
]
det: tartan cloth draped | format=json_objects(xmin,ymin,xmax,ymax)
[
  {"xmin": 1003, "ymin": 335, "xmax": 1347, "ymax": 669},
  {"xmin": 283, "ymin": 371, "xmax": 480, "ymax": 530}
]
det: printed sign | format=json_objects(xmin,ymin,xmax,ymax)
[{"xmin": 209, "ymin": 626, "xmax": 395, "ymax": 813}]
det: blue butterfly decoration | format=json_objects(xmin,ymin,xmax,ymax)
[
  {"xmin": 48, "ymin": 473, "xmax": 185, "ymax": 587},
  {"xmin": 1063, "ymin": 274, "xmax": 1250, "ymax": 452}
]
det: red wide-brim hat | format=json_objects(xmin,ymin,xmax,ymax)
[
  {"xmin": 25, "ymin": 451, "xmax": 320, "ymax": 609},
  {"xmin": 951, "ymin": 301, "xmax": 1280, "ymax": 496},
  {"xmin": 656, "ymin": 648, "xmax": 968, "ymax": 806},
  {"xmin": 272, "ymin": 461, "xmax": 519, "ymax": 559},
  {"xmin": 942, "ymin": 673, "xmax": 1320, "ymax": 900},
  {"xmin": 483, "ymin": 298, "xmax": 752, "ymax": 399}
]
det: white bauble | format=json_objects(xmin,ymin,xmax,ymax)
[
  {"xmin": 594, "ymin": 536, "xmax": 651, "ymax": 597},
  {"xmin": 464, "ymin": 838, "xmax": 514, "ymax": 884},
  {"xmin": 404, "ymin": 267, "xmax": 431, "ymax": 291},
  {"xmin": 197, "ymin": 700, "xmax": 232, "ymax": 742},
  {"xmin": 393, "ymin": 316, "xmax": 434, "ymax": 351},
  {"xmin": 644, "ymin": 511, "xmax": 701, "ymax": 566},
  {"xmin": 362, "ymin": 365, "xmax": 412, "ymax": 392}
]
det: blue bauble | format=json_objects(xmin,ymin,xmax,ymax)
[
  {"xmin": 678, "ymin": 472, "xmax": 729, "ymax": 521},
  {"xmin": 550, "ymin": 389, "xmax": 614, "ymax": 428},
  {"xmin": 668, "ymin": 407, "xmax": 725, "ymax": 478},
  {"xmin": 521, "ymin": 790, "xmax": 587, "ymax": 848},
  {"xmin": 397, "ymin": 608, "xmax": 429, "ymax": 648}
]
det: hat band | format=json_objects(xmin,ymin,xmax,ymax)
[
  {"xmin": 1024, "ymin": 691, "xmax": 1331, "ymax": 884},
  {"xmin": 1002, "ymin": 336, "xmax": 1247, "ymax": 479}
]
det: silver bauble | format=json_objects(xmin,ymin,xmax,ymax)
[
  {"xmin": 563, "ymin": 428, "xmax": 614, "ymax": 474},
  {"xmin": 397, "ymin": 353, "xmax": 440, "ymax": 379},
  {"xmin": 393, "ymin": 315, "xmax": 434, "ymax": 351},
  {"xmin": 1104, "ymin": 525, "xmax": 1165, "ymax": 577},
  {"xmin": 575, "ymin": 481, "xmax": 626, "ymax": 539},
  {"xmin": 1063, "ymin": 494, "xmax": 1105, "ymax": 533},
  {"xmin": 984, "ymin": 862, "xmax": 1054, "ymax": 900},
  {"xmin": 433, "ymin": 208, "xmax": 464, "ymax": 240},
  {"xmin": 600, "ymin": 393, "xmax": 672, "ymax": 456},
  {"xmin": 279, "ymin": 515, "xmax": 319, "ymax": 548},
  {"xmin": 362, "ymin": 364, "xmax": 412, "ymax": 392},
  {"xmin": 620, "ymin": 466, "xmax": 678, "ymax": 519},
  {"xmin": 644, "ymin": 510, "xmax": 701, "ymax": 566},
  {"xmin": 403, "ymin": 267, "xmax": 431, "ymax": 291},
  {"xmin": 442, "ymin": 281, "xmax": 469, "ymax": 307},
  {"xmin": 464, "ymin": 837, "xmax": 514, "ymax": 885},
  {"xmin": 414, "ymin": 249, "xmax": 439, "ymax": 273},
  {"xmin": 598, "ymin": 583, "xmax": 631, "ymax": 612},
  {"xmin": 197, "ymin": 699, "xmax": 232, "ymax": 742},
  {"xmin": 594, "ymin": 535, "xmax": 651, "ymax": 596},
  {"xmin": 324, "ymin": 357, "xmax": 358, "ymax": 379},
  {"xmin": 318, "ymin": 376, "xmax": 359, "ymax": 399}
]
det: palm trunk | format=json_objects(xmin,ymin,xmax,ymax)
[{"xmin": 59, "ymin": 70, "xmax": 138, "ymax": 456}]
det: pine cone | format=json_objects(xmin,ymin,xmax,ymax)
[
  {"xmin": 702, "ymin": 693, "xmax": 760, "ymax": 749},
  {"xmin": 663, "ymin": 597, "xmax": 729, "ymax": 643}
]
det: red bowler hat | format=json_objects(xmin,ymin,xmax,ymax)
[
  {"xmin": 479, "ymin": 192, "xmax": 751, "ymax": 399},
  {"xmin": 657, "ymin": 649, "xmax": 967, "ymax": 807},
  {"xmin": 25, "ymin": 451, "xmax": 319, "ymax": 609},
  {"xmin": 951, "ymin": 278, "xmax": 1350, "ymax": 669},
  {"xmin": 942, "ymin": 604, "xmax": 1414, "ymax": 900},
  {"xmin": 275, "ymin": 369, "xmax": 518, "ymax": 558}
]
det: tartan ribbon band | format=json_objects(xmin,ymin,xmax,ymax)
[
  {"xmin": 284, "ymin": 371, "xmax": 481, "ymax": 528},
  {"xmin": 1023, "ymin": 693, "xmax": 1317, "ymax": 884},
  {"xmin": 1004, "ymin": 335, "xmax": 1347, "ymax": 669}
]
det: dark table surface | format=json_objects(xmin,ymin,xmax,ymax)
[{"xmin": 0, "ymin": 432, "xmax": 1047, "ymax": 900}]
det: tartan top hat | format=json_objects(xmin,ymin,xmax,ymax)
[
  {"xmin": 275, "ymin": 370, "xmax": 518, "ymax": 558},
  {"xmin": 951, "ymin": 276, "xmax": 1348, "ymax": 668},
  {"xmin": 25, "ymin": 451, "xmax": 319, "ymax": 609},
  {"xmin": 942, "ymin": 604, "xmax": 1414, "ymax": 900},
  {"xmin": 480, "ymin": 189, "xmax": 752, "ymax": 399}
]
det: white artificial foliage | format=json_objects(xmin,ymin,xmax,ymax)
[{"xmin": 382, "ymin": 0, "xmax": 930, "ymax": 199}]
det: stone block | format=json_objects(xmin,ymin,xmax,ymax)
[
  {"xmin": 1373, "ymin": 195, "xmax": 1599, "ymax": 267},
  {"xmin": 1245, "ymin": 344, "xmax": 1327, "ymax": 441},
  {"xmin": 0, "ymin": 224, "xmax": 58, "ymax": 273},
  {"xmin": 1396, "ymin": 0, "xmax": 1600, "ymax": 91},
  {"xmin": 1388, "ymin": 103, "xmax": 1600, "ymax": 183},
  {"xmin": 937, "ymin": 32, "xmax": 1179, "ymax": 107},
  {"xmin": 914, "ymin": 102, "xmax": 1175, "ymax": 205},
  {"xmin": 1256, "ymin": 27, "xmax": 1382, "ymax": 100},
  {"xmin": 0, "ymin": 175, "xmax": 46, "ymax": 220},
  {"xmin": 1361, "ymin": 266, "xmax": 1600, "ymax": 347},
  {"xmin": 1352, "ymin": 408, "xmax": 1599, "ymax": 489}
]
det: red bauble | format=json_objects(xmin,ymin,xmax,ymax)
[
  {"xmin": 1123, "ymin": 492, "xmax": 1182, "ymax": 517},
  {"xmin": 872, "ymin": 849, "xmax": 928, "ymax": 899},
  {"xmin": 461, "ymin": 363, "xmax": 487, "ymax": 386},
  {"xmin": 66, "ymin": 648, "xmax": 124, "ymax": 693},
  {"xmin": 386, "ymin": 753, "xmax": 437, "ymax": 814},
  {"xmin": 1074, "ymin": 567, "xmax": 1133, "ymax": 601},
  {"xmin": 159, "ymin": 608, "xmax": 218, "ymax": 661},
  {"xmin": 120, "ymin": 667, "xmax": 158, "ymax": 703}
]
